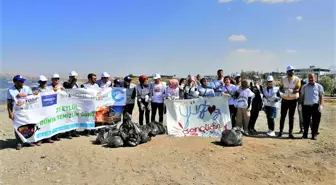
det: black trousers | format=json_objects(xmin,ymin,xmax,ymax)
[
  {"xmin": 265, "ymin": 106, "xmax": 277, "ymax": 131},
  {"xmin": 123, "ymin": 103, "xmax": 135, "ymax": 115},
  {"xmin": 279, "ymin": 99, "xmax": 297, "ymax": 134},
  {"xmin": 151, "ymin": 102, "xmax": 164, "ymax": 123},
  {"xmin": 248, "ymin": 107, "xmax": 260, "ymax": 131},
  {"xmin": 302, "ymin": 104, "xmax": 321, "ymax": 137},
  {"xmin": 229, "ymin": 105, "xmax": 237, "ymax": 128},
  {"xmin": 138, "ymin": 100, "xmax": 150, "ymax": 125}
]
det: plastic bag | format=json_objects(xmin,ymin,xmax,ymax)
[
  {"xmin": 220, "ymin": 127, "xmax": 243, "ymax": 146},
  {"xmin": 139, "ymin": 125, "xmax": 152, "ymax": 144},
  {"xmin": 95, "ymin": 127, "xmax": 110, "ymax": 144},
  {"xmin": 147, "ymin": 122, "xmax": 159, "ymax": 137},
  {"xmin": 154, "ymin": 121, "xmax": 166, "ymax": 135},
  {"xmin": 106, "ymin": 136, "xmax": 124, "ymax": 148},
  {"xmin": 119, "ymin": 113, "xmax": 141, "ymax": 147}
]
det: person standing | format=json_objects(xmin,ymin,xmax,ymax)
[
  {"xmin": 248, "ymin": 75, "xmax": 264, "ymax": 134},
  {"xmin": 234, "ymin": 74, "xmax": 241, "ymax": 87},
  {"xmin": 278, "ymin": 66, "xmax": 301, "ymax": 138},
  {"xmin": 178, "ymin": 78, "xmax": 187, "ymax": 99},
  {"xmin": 49, "ymin": 74, "xmax": 64, "ymax": 92},
  {"xmin": 297, "ymin": 79, "xmax": 307, "ymax": 134},
  {"xmin": 235, "ymin": 79, "xmax": 255, "ymax": 135},
  {"xmin": 223, "ymin": 76, "xmax": 238, "ymax": 128},
  {"xmin": 262, "ymin": 76, "xmax": 281, "ymax": 137},
  {"xmin": 300, "ymin": 73, "xmax": 324, "ymax": 140},
  {"xmin": 63, "ymin": 71, "xmax": 80, "ymax": 139},
  {"xmin": 150, "ymin": 73, "xmax": 166, "ymax": 123},
  {"xmin": 165, "ymin": 79, "xmax": 180, "ymax": 99},
  {"xmin": 81, "ymin": 73, "xmax": 99, "ymax": 89},
  {"xmin": 96, "ymin": 72, "xmax": 112, "ymax": 88},
  {"xmin": 136, "ymin": 75, "xmax": 152, "ymax": 125},
  {"xmin": 196, "ymin": 74, "xmax": 202, "ymax": 86},
  {"xmin": 198, "ymin": 78, "xmax": 215, "ymax": 97},
  {"xmin": 183, "ymin": 76, "xmax": 199, "ymax": 99},
  {"xmin": 48, "ymin": 74, "xmax": 64, "ymax": 141},
  {"xmin": 123, "ymin": 76, "xmax": 136, "ymax": 115},
  {"xmin": 212, "ymin": 69, "xmax": 225, "ymax": 96},
  {"xmin": 7, "ymin": 75, "xmax": 34, "ymax": 150},
  {"xmin": 32, "ymin": 75, "xmax": 55, "ymax": 144}
]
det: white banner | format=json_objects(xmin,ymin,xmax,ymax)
[
  {"xmin": 13, "ymin": 88, "xmax": 126, "ymax": 143},
  {"xmin": 165, "ymin": 96, "xmax": 231, "ymax": 137}
]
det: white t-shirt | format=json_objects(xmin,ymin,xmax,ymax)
[
  {"xmin": 198, "ymin": 86, "xmax": 215, "ymax": 97},
  {"xmin": 7, "ymin": 85, "xmax": 33, "ymax": 105},
  {"xmin": 236, "ymin": 88, "xmax": 255, "ymax": 108},
  {"xmin": 165, "ymin": 87, "xmax": 179, "ymax": 99},
  {"xmin": 222, "ymin": 84, "xmax": 238, "ymax": 105},
  {"xmin": 150, "ymin": 82, "xmax": 166, "ymax": 103},
  {"xmin": 96, "ymin": 79, "xmax": 112, "ymax": 88},
  {"xmin": 82, "ymin": 82, "xmax": 99, "ymax": 89}
]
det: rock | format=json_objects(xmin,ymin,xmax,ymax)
[
  {"xmin": 288, "ymin": 164, "xmax": 294, "ymax": 168},
  {"xmin": 41, "ymin": 155, "xmax": 46, "ymax": 159}
]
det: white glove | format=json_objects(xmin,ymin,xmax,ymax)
[
  {"xmin": 167, "ymin": 96, "xmax": 172, "ymax": 100},
  {"xmin": 298, "ymin": 104, "xmax": 302, "ymax": 111},
  {"xmin": 246, "ymin": 109, "xmax": 251, "ymax": 117},
  {"xmin": 247, "ymin": 107, "xmax": 251, "ymax": 112},
  {"xmin": 140, "ymin": 103, "xmax": 145, "ymax": 111},
  {"xmin": 144, "ymin": 95, "xmax": 149, "ymax": 102},
  {"xmin": 318, "ymin": 105, "xmax": 323, "ymax": 112},
  {"xmin": 147, "ymin": 103, "xmax": 151, "ymax": 111}
]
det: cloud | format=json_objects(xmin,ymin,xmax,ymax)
[
  {"xmin": 296, "ymin": 16, "xmax": 303, "ymax": 21},
  {"xmin": 225, "ymin": 49, "xmax": 279, "ymax": 73},
  {"xmin": 244, "ymin": 0, "xmax": 299, "ymax": 4},
  {"xmin": 286, "ymin": 49, "xmax": 297, "ymax": 53},
  {"xmin": 235, "ymin": 48, "xmax": 261, "ymax": 53},
  {"xmin": 219, "ymin": 0, "xmax": 234, "ymax": 3},
  {"xmin": 228, "ymin": 34, "xmax": 247, "ymax": 41}
]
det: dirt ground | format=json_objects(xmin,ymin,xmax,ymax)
[{"xmin": 0, "ymin": 103, "xmax": 335, "ymax": 185}]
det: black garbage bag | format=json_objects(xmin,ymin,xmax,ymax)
[
  {"xmin": 220, "ymin": 127, "xmax": 243, "ymax": 146},
  {"xmin": 154, "ymin": 121, "xmax": 166, "ymax": 135},
  {"xmin": 95, "ymin": 127, "xmax": 110, "ymax": 144},
  {"xmin": 106, "ymin": 136, "xmax": 124, "ymax": 148},
  {"xmin": 147, "ymin": 122, "xmax": 159, "ymax": 137},
  {"xmin": 119, "ymin": 113, "xmax": 141, "ymax": 147},
  {"xmin": 139, "ymin": 125, "xmax": 152, "ymax": 144}
]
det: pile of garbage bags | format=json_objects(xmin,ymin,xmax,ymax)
[
  {"xmin": 95, "ymin": 113, "xmax": 166, "ymax": 148},
  {"xmin": 220, "ymin": 127, "xmax": 243, "ymax": 146}
]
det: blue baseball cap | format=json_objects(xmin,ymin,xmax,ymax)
[
  {"xmin": 124, "ymin": 76, "xmax": 132, "ymax": 82},
  {"xmin": 13, "ymin": 75, "xmax": 26, "ymax": 83},
  {"xmin": 114, "ymin": 79, "xmax": 121, "ymax": 85}
]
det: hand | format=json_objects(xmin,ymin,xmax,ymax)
[
  {"xmin": 287, "ymin": 89, "xmax": 293, "ymax": 94},
  {"xmin": 33, "ymin": 91, "xmax": 39, "ymax": 95},
  {"xmin": 318, "ymin": 105, "xmax": 323, "ymax": 112},
  {"xmin": 17, "ymin": 93, "xmax": 27, "ymax": 97},
  {"xmin": 9, "ymin": 112, "xmax": 14, "ymax": 120},
  {"xmin": 247, "ymin": 107, "xmax": 251, "ymax": 112},
  {"xmin": 147, "ymin": 104, "xmax": 151, "ymax": 111},
  {"xmin": 246, "ymin": 110, "xmax": 251, "ymax": 117},
  {"xmin": 167, "ymin": 96, "xmax": 172, "ymax": 100},
  {"xmin": 140, "ymin": 103, "xmax": 145, "ymax": 111},
  {"xmin": 298, "ymin": 104, "xmax": 302, "ymax": 111}
]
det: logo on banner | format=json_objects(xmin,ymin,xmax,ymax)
[
  {"xmin": 41, "ymin": 94, "xmax": 57, "ymax": 107},
  {"xmin": 111, "ymin": 88, "xmax": 125, "ymax": 102}
]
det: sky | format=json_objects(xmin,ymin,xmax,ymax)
[{"xmin": 1, "ymin": 0, "xmax": 335, "ymax": 78}]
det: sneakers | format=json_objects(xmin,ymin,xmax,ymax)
[{"xmin": 266, "ymin": 131, "xmax": 276, "ymax": 137}]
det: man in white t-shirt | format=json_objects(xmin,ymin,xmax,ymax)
[
  {"xmin": 150, "ymin": 73, "xmax": 166, "ymax": 123},
  {"xmin": 7, "ymin": 75, "xmax": 33, "ymax": 150}
]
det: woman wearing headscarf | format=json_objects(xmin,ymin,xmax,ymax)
[
  {"xmin": 179, "ymin": 78, "xmax": 187, "ymax": 99},
  {"xmin": 248, "ymin": 75, "xmax": 264, "ymax": 134},
  {"xmin": 165, "ymin": 79, "xmax": 180, "ymax": 99},
  {"xmin": 262, "ymin": 76, "xmax": 281, "ymax": 137},
  {"xmin": 198, "ymin": 78, "xmax": 215, "ymax": 97},
  {"xmin": 184, "ymin": 76, "xmax": 199, "ymax": 99},
  {"xmin": 135, "ymin": 75, "xmax": 151, "ymax": 125},
  {"xmin": 235, "ymin": 79, "xmax": 255, "ymax": 136}
]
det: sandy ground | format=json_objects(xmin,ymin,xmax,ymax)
[{"xmin": 0, "ymin": 102, "xmax": 335, "ymax": 185}]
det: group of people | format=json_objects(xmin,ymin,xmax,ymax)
[{"xmin": 7, "ymin": 65, "xmax": 325, "ymax": 150}]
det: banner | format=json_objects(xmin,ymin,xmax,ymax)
[
  {"xmin": 165, "ymin": 96, "xmax": 231, "ymax": 137},
  {"xmin": 13, "ymin": 88, "xmax": 126, "ymax": 143}
]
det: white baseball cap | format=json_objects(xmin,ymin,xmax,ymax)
[
  {"xmin": 69, "ymin": 71, "xmax": 78, "ymax": 76},
  {"xmin": 266, "ymin": 76, "xmax": 274, "ymax": 82},
  {"xmin": 153, "ymin": 73, "xmax": 161, "ymax": 80},
  {"xmin": 51, "ymin": 74, "xmax": 60, "ymax": 79},
  {"xmin": 234, "ymin": 73, "xmax": 241, "ymax": 78},
  {"xmin": 101, "ymin": 72, "xmax": 110, "ymax": 78},
  {"xmin": 38, "ymin": 75, "xmax": 48, "ymax": 82},
  {"xmin": 286, "ymin": 65, "xmax": 294, "ymax": 71}
]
